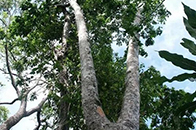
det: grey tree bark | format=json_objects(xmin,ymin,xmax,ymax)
[
  {"xmin": 0, "ymin": 97, "xmax": 47, "ymax": 130},
  {"xmin": 69, "ymin": 0, "xmax": 142, "ymax": 129},
  {"xmin": 0, "ymin": 32, "xmax": 48, "ymax": 130}
]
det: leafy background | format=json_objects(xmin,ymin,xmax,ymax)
[{"xmin": 0, "ymin": 0, "xmax": 196, "ymax": 129}]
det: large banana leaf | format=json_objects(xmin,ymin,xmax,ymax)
[
  {"xmin": 180, "ymin": 38, "xmax": 196, "ymax": 56},
  {"xmin": 183, "ymin": 3, "xmax": 196, "ymax": 39},
  {"xmin": 159, "ymin": 50, "xmax": 196, "ymax": 71},
  {"xmin": 183, "ymin": 17, "xmax": 196, "ymax": 40},
  {"xmin": 159, "ymin": 3, "xmax": 196, "ymax": 121},
  {"xmin": 160, "ymin": 72, "xmax": 196, "ymax": 83},
  {"xmin": 183, "ymin": 3, "xmax": 196, "ymax": 29}
]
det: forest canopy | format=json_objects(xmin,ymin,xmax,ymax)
[{"xmin": 0, "ymin": 0, "xmax": 195, "ymax": 130}]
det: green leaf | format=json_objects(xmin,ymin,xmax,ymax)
[
  {"xmin": 183, "ymin": 17, "xmax": 196, "ymax": 39},
  {"xmin": 30, "ymin": 92, "xmax": 37, "ymax": 101},
  {"xmin": 2, "ymin": 11, "xmax": 8, "ymax": 19},
  {"xmin": 0, "ymin": 106, "xmax": 9, "ymax": 123},
  {"xmin": 180, "ymin": 38, "xmax": 196, "ymax": 56},
  {"xmin": 182, "ymin": 3, "xmax": 196, "ymax": 29},
  {"xmin": 145, "ymin": 37, "xmax": 154, "ymax": 46},
  {"xmin": 0, "ymin": 27, "xmax": 5, "ymax": 40},
  {"xmin": 160, "ymin": 73, "xmax": 196, "ymax": 83},
  {"xmin": 159, "ymin": 50, "xmax": 196, "ymax": 71},
  {"xmin": 175, "ymin": 100, "xmax": 196, "ymax": 116}
]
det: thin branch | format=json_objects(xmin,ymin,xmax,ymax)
[
  {"xmin": 33, "ymin": 111, "xmax": 41, "ymax": 130},
  {"xmin": 25, "ymin": 72, "xmax": 44, "ymax": 95},
  {"xmin": 34, "ymin": 84, "xmax": 48, "ymax": 96},
  {"xmin": 0, "ymin": 52, "xmax": 4, "ymax": 58},
  {"xmin": 62, "ymin": 14, "xmax": 70, "ymax": 47},
  {"xmin": 4, "ymin": 44, "xmax": 19, "ymax": 95},
  {"xmin": 0, "ymin": 98, "xmax": 19, "ymax": 105},
  {"xmin": 25, "ymin": 97, "xmax": 47, "ymax": 117},
  {"xmin": 0, "ymin": 18, "xmax": 7, "ymax": 27},
  {"xmin": 0, "ymin": 68, "xmax": 21, "ymax": 78},
  {"xmin": 9, "ymin": 50, "xmax": 17, "ymax": 62}
]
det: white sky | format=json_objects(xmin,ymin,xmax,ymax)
[
  {"xmin": 141, "ymin": 0, "xmax": 196, "ymax": 93},
  {"xmin": 1, "ymin": 0, "xmax": 196, "ymax": 129}
]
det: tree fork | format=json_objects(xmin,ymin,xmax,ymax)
[{"xmin": 69, "ymin": 0, "xmax": 142, "ymax": 129}]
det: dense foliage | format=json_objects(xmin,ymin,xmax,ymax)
[{"xmin": 1, "ymin": 0, "xmax": 195, "ymax": 129}]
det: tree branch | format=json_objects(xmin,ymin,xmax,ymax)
[
  {"xmin": 0, "ymin": 18, "xmax": 7, "ymax": 27},
  {"xmin": 4, "ymin": 44, "xmax": 19, "ymax": 95},
  {"xmin": 69, "ymin": 0, "xmax": 144, "ymax": 129},
  {"xmin": 0, "ymin": 68, "xmax": 21, "ymax": 78},
  {"xmin": 9, "ymin": 50, "xmax": 17, "ymax": 62},
  {"xmin": 33, "ymin": 111, "xmax": 41, "ymax": 130},
  {"xmin": 117, "ymin": 8, "xmax": 143, "ymax": 130},
  {"xmin": 0, "ymin": 98, "xmax": 19, "ymax": 105},
  {"xmin": 25, "ymin": 97, "xmax": 47, "ymax": 117},
  {"xmin": 0, "ymin": 97, "xmax": 27, "ymax": 130},
  {"xmin": 0, "ymin": 96, "xmax": 47, "ymax": 130},
  {"xmin": 54, "ymin": 12, "xmax": 70, "ymax": 61},
  {"xmin": 25, "ymin": 74, "xmax": 43, "ymax": 95}
]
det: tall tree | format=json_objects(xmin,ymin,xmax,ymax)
[
  {"xmin": 0, "ymin": 0, "xmax": 171, "ymax": 129},
  {"xmin": 69, "ymin": 0, "xmax": 159, "ymax": 129}
]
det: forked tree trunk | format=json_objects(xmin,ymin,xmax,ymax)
[{"xmin": 69, "ymin": 0, "xmax": 142, "ymax": 129}]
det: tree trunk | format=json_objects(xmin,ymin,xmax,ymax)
[
  {"xmin": 69, "ymin": 0, "xmax": 142, "ymax": 129},
  {"xmin": 117, "ymin": 9, "xmax": 142, "ymax": 129},
  {"xmin": 57, "ymin": 87, "xmax": 69, "ymax": 130},
  {"xmin": 56, "ymin": 7, "xmax": 70, "ymax": 130},
  {"xmin": 57, "ymin": 66, "xmax": 69, "ymax": 130}
]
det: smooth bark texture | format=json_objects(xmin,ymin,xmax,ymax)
[
  {"xmin": 69, "ymin": 0, "xmax": 142, "ymax": 129},
  {"xmin": 0, "ymin": 97, "xmax": 46, "ymax": 130}
]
